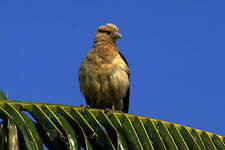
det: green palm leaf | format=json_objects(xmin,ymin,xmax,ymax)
[{"xmin": 0, "ymin": 96, "xmax": 224, "ymax": 149}]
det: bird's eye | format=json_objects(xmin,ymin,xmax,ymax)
[{"xmin": 99, "ymin": 30, "xmax": 111, "ymax": 35}]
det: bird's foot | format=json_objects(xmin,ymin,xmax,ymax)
[
  {"xmin": 104, "ymin": 108, "xmax": 122, "ymax": 114},
  {"xmin": 104, "ymin": 108, "xmax": 114, "ymax": 114},
  {"xmin": 80, "ymin": 104, "xmax": 90, "ymax": 113}
]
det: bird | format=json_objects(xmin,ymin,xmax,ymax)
[{"xmin": 79, "ymin": 23, "xmax": 130, "ymax": 113}]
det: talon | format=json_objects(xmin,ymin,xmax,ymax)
[
  {"xmin": 104, "ymin": 108, "xmax": 122, "ymax": 114},
  {"xmin": 104, "ymin": 108, "xmax": 113, "ymax": 114},
  {"xmin": 80, "ymin": 104, "xmax": 90, "ymax": 113}
]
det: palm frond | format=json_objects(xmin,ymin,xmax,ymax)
[{"xmin": 0, "ymin": 99, "xmax": 224, "ymax": 150}]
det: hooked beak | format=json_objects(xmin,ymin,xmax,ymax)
[{"xmin": 113, "ymin": 32, "xmax": 122, "ymax": 39}]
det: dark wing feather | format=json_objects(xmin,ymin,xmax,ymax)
[
  {"xmin": 123, "ymin": 86, "xmax": 130, "ymax": 113},
  {"xmin": 119, "ymin": 51, "xmax": 130, "ymax": 113},
  {"xmin": 119, "ymin": 52, "xmax": 129, "ymax": 67}
]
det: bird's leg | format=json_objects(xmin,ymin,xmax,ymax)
[
  {"xmin": 111, "ymin": 100, "xmax": 122, "ymax": 112},
  {"xmin": 112, "ymin": 101, "xmax": 115, "ymax": 110},
  {"xmin": 104, "ymin": 101, "xmax": 115, "ymax": 114},
  {"xmin": 104, "ymin": 101, "xmax": 122, "ymax": 114}
]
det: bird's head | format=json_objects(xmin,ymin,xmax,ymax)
[{"xmin": 94, "ymin": 23, "xmax": 122, "ymax": 44}]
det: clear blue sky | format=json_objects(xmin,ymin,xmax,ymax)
[{"xmin": 1, "ymin": 0, "xmax": 225, "ymax": 137}]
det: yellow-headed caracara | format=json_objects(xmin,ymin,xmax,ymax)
[{"xmin": 79, "ymin": 23, "xmax": 130, "ymax": 113}]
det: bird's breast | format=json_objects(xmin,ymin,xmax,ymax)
[{"xmin": 79, "ymin": 56, "xmax": 114, "ymax": 97}]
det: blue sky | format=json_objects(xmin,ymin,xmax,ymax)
[{"xmin": 1, "ymin": 0, "xmax": 225, "ymax": 138}]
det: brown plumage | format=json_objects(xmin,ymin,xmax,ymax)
[{"xmin": 79, "ymin": 23, "xmax": 130, "ymax": 113}]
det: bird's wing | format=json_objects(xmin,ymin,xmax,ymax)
[
  {"xmin": 119, "ymin": 52, "xmax": 129, "ymax": 67},
  {"xmin": 118, "ymin": 51, "xmax": 130, "ymax": 113}
]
